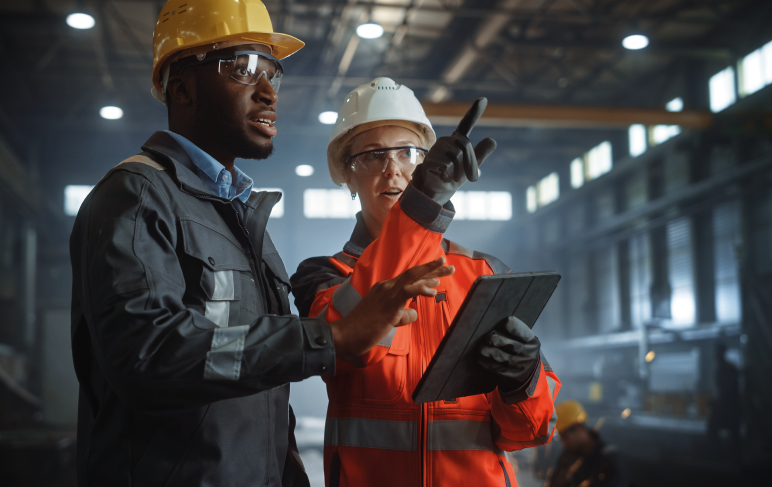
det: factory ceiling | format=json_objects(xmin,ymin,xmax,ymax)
[{"xmin": 0, "ymin": 0, "xmax": 769, "ymax": 189}]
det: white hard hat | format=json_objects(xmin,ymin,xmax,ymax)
[{"xmin": 327, "ymin": 77, "xmax": 436, "ymax": 186}]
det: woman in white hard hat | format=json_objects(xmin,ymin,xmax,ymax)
[{"xmin": 291, "ymin": 78, "xmax": 561, "ymax": 487}]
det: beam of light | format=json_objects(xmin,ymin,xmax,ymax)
[
  {"xmin": 318, "ymin": 111, "xmax": 338, "ymax": 124},
  {"xmin": 356, "ymin": 23, "xmax": 384, "ymax": 39},
  {"xmin": 623, "ymin": 35, "xmax": 649, "ymax": 50},
  {"xmin": 295, "ymin": 165, "xmax": 314, "ymax": 177},
  {"xmin": 67, "ymin": 13, "xmax": 95, "ymax": 30},
  {"xmin": 99, "ymin": 106, "xmax": 123, "ymax": 120}
]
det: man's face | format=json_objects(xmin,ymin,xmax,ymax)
[
  {"xmin": 192, "ymin": 43, "xmax": 279, "ymax": 160},
  {"xmin": 559, "ymin": 424, "xmax": 583, "ymax": 453}
]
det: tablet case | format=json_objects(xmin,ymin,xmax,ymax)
[{"xmin": 412, "ymin": 271, "xmax": 560, "ymax": 404}]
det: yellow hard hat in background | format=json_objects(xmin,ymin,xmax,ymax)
[
  {"xmin": 151, "ymin": 0, "xmax": 304, "ymax": 96},
  {"xmin": 555, "ymin": 400, "xmax": 588, "ymax": 434}
]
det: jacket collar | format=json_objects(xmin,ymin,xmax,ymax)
[
  {"xmin": 140, "ymin": 131, "xmax": 225, "ymax": 200},
  {"xmin": 343, "ymin": 212, "xmax": 374, "ymax": 258}
]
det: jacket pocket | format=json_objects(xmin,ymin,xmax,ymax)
[
  {"xmin": 179, "ymin": 220, "xmax": 252, "ymax": 328},
  {"xmin": 347, "ymin": 326, "xmax": 411, "ymax": 404}
]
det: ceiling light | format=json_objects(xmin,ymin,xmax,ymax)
[
  {"xmin": 356, "ymin": 23, "xmax": 384, "ymax": 39},
  {"xmin": 66, "ymin": 13, "xmax": 95, "ymax": 30},
  {"xmin": 623, "ymin": 34, "xmax": 649, "ymax": 50},
  {"xmin": 100, "ymin": 106, "xmax": 123, "ymax": 120},
  {"xmin": 295, "ymin": 165, "xmax": 314, "ymax": 177},
  {"xmin": 318, "ymin": 111, "xmax": 338, "ymax": 125}
]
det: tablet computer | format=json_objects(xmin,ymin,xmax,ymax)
[{"xmin": 412, "ymin": 271, "xmax": 560, "ymax": 404}]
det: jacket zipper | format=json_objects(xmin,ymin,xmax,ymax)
[{"xmin": 418, "ymin": 296, "xmax": 430, "ymax": 487}]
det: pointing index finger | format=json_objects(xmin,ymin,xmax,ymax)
[{"xmin": 454, "ymin": 97, "xmax": 488, "ymax": 138}]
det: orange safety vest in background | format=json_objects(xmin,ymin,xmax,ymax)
[{"xmin": 292, "ymin": 186, "xmax": 561, "ymax": 487}]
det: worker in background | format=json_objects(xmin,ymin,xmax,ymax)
[
  {"xmin": 291, "ymin": 77, "xmax": 561, "ymax": 486},
  {"xmin": 707, "ymin": 343, "xmax": 741, "ymax": 456},
  {"xmin": 547, "ymin": 400, "xmax": 618, "ymax": 487},
  {"xmin": 69, "ymin": 2, "xmax": 453, "ymax": 486}
]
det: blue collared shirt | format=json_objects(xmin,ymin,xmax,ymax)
[{"xmin": 164, "ymin": 130, "xmax": 253, "ymax": 203}]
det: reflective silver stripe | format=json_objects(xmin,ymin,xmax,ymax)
[
  {"xmin": 117, "ymin": 154, "xmax": 164, "ymax": 170},
  {"xmin": 548, "ymin": 403, "xmax": 558, "ymax": 437},
  {"xmin": 546, "ymin": 375, "xmax": 556, "ymax": 400},
  {"xmin": 498, "ymin": 434, "xmax": 551, "ymax": 448},
  {"xmin": 205, "ymin": 301, "xmax": 230, "ymax": 328},
  {"xmin": 203, "ymin": 325, "xmax": 248, "ymax": 380},
  {"xmin": 377, "ymin": 327, "xmax": 396, "ymax": 347},
  {"xmin": 332, "ymin": 278, "xmax": 361, "ymax": 317},
  {"xmin": 427, "ymin": 420, "xmax": 504, "ymax": 453},
  {"xmin": 313, "ymin": 304, "xmax": 329, "ymax": 319},
  {"xmin": 324, "ymin": 417, "xmax": 418, "ymax": 451},
  {"xmin": 212, "ymin": 270, "xmax": 235, "ymax": 300}
]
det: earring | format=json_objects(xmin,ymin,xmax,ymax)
[{"xmin": 351, "ymin": 193, "xmax": 356, "ymax": 200}]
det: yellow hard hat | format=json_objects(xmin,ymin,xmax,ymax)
[
  {"xmin": 151, "ymin": 0, "xmax": 304, "ymax": 94},
  {"xmin": 555, "ymin": 400, "xmax": 588, "ymax": 434}
]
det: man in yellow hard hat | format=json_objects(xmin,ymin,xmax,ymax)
[
  {"xmin": 546, "ymin": 400, "xmax": 619, "ymax": 487},
  {"xmin": 69, "ymin": 1, "xmax": 453, "ymax": 485}
]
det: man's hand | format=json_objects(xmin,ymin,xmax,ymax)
[
  {"xmin": 330, "ymin": 257, "xmax": 455, "ymax": 359},
  {"xmin": 411, "ymin": 98, "xmax": 497, "ymax": 206},
  {"xmin": 478, "ymin": 316, "xmax": 541, "ymax": 393}
]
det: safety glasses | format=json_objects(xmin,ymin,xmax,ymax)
[
  {"xmin": 178, "ymin": 50, "xmax": 284, "ymax": 93},
  {"xmin": 349, "ymin": 146, "xmax": 428, "ymax": 175}
]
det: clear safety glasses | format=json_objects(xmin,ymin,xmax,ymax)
[
  {"xmin": 348, "ymin": 146, "xmax": 428, "ymax": 175},
  {"xmin": 178, "ymin": 51, "xmax": 284, "ymax": 93}
]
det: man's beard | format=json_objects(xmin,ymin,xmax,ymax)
[{"xmin": 195, "ymin": 82, "xmax": 274, "ymax": 160}]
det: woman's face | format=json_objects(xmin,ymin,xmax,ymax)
[{"xmin": 344, "ymin": 125, "xmax": 422, "ymax": 227}]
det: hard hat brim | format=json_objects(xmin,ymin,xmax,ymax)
[{"xmin": 152, "ymin": 32, "xmax": 304, "ymax": 91}]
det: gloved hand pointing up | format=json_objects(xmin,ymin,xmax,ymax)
[{"xmin": 411, "ymin": 98, "xmax": 497, "ymax": 206}]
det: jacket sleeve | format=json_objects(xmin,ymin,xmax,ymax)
[
  {"xmin": 489, "ymin": 356, "xmax": 561, "ymax": 451},
  {"xmin": 319, "ymin": 183, "xmax": 454, "ymax": 368},
  {"xmin": 468, "ymin": 252, "xmax": 561, "ymax": 451},
  {"xmin": 70, "ymin": 167, "xmax": 335, "ymax": 412}
]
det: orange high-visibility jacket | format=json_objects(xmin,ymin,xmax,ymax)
[{"xmin": 291, "ymin": 185, "xmax": 561, "ymax": 487}]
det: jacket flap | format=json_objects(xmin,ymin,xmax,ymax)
[{"xmin": 180, "ymin": 220, "xmax": 250, "ymax": 272}]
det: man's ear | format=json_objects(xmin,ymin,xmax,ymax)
[{"xmin": 166, "ymin": 74, "xmax": 195, "ymax": 108}]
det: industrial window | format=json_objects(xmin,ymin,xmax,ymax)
[
  {"xmin": 252, "ymin": 188, "xmax": 284, "ymax": 218},
  {"xmin": 709, "ymin": 66, "xmax": 737, "ymax": 112},
  {"xmin": 585, "ymin": 141, "xmax": 613, "ymax": 180},
  {"xmin": 667, "ymin": 217, "xmax": 696, "ymax": 327},
  {"xmin": 567, "ymin": 256, "xmax": 591, "ymax": 337},
  {"xmin": 595, "ymin": 247, "xmax": 621, "ymax": 333},
  {"xmin": 628, "ymin": 124, "xmax": 647, "ymax": 157},
  {"xmin": 303, "ymin": 189, "xmax": 512, "ymax": 221},
  {"xmin": 713, "ymin": 202, "xmax": 741, "ymax": 323},
  {"xmin": 629, "ymin": 233, "xmax": 652, "ymax": 329},
  {"xmin": 64, "ymin": 185, "xmax": 94, "ymax": 216},
  {"xmin": 665, "ymin": 97, "xmax": 684, "ymax": 112},
  {"xmin": 650, "ymin": 125, "xmax": 682, "ymax": 145},
  {"xmin": 303, "ymin": 189, "xmax": 361, "ymax": 219},
  {"xmin": 451, "ymin": 191, "xmax": 512, "ymax": 221},
  {"xmin": 526, "ymin": 173, "xmax": 559, "ymax": 213},
  {"xmin": 537, "ymin": 173, "xmax": 559, "ymax": 207},
  {"xmin": 570, "ymin": 158, "xmax": 584, "ymax": 188},
  {"xmin": 739, "ymin": 40, "xmax": 772, "ymax": 97}
]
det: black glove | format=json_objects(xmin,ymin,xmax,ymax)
[
  {"xmin": 411, "ymin": 98, "xmax": 497, "ymax": 206},
  {"xmin": 479, "ymin": 316, "xmax": 541, "ymax": 401}
]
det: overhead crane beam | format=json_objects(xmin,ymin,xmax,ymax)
[{"xmin": 422, "ymin": 102, "xmax": 714, "ymax": 129}]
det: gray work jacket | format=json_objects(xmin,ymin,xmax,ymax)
[{"xmin": 70, "ymin": 131, "xmax": 334, "ymax": 487}]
